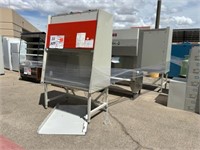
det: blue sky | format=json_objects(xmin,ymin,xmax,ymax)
[{"xmin": 0, "ymin": 0, "xmax": 199, "ymax": 32}]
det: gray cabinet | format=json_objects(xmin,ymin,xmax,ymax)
[
  {"xmin": 185, "ymin": 46, "xmax": 200, "ymax": 113},
  {"xmin": 0, "ymin": 36, "xmax": 4, "ymax": 75},
  {"xmin": 2, "ymin": 37, "xmax": 20, "ymax": 70},
  {"xmin": 168, "ymin": 46, "xmax": 200, "ymax": 114},
  {"xmin": 168, "ymin": 78, "xmax": 187, "ymax": 110},
  {"xmin": 10, "ymin": 43, "xmax": 20, "ymax": 71}
]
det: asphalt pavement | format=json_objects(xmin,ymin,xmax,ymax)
[{"xmin": 0, "ymin": 70, "xmax": 200, "ymax": 150}]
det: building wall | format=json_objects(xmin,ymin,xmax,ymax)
[{"xmin": 0, "ymin": 8, "xmax": 40, "ymax": 38}]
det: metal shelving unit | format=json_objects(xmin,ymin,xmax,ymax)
[{"xmin": 19, "ymin": 32, "xmax": 46, "ymax": 82}]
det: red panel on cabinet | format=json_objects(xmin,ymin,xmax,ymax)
[{"xmin": 46, "ymin": 20, "xmax": 97, "ymax": 49}]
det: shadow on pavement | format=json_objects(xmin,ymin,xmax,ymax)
[
  {"xmin": 109, "ymin": 85, "xmax": 137, "ymax": 98},
  {"xmin": 155, "ymin": 94, "xmax": 168, "ymax": 106}
]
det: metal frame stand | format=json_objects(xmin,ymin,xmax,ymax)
[
  {"xmin": 44, "ymin": 84, "xmax": 67, "ymax": 109},
  {"xmin": 150, "ymin": 73, "xmax": 168, "ymax": 93},
  {"xmin": 87, "ymin": 88, "xmax": 108, "ymax": 123},
  {"xmin": 43, "ymin": 83, "xmax": 109, "ymax": 123},
  {"xmin": 111, "ymin": 76, "xmax": 143, "ymax": 98}
]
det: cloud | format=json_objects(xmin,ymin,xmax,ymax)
[
  {"xmin": 161, "ymin": 16, "xmax": 194, "ymax": 28},
  {"xmin": 173, "ymin": 16, "xmax": 194, "ymax": 25},
  {"xmin": 0, "ymin": 0, "xmax": 199, "ymax": 30}
]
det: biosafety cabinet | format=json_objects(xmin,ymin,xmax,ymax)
[
  {"xmin": 111, "ymin": 28, "xmax": 143, "ymax": 94},
  {"xmin": 111, "ymin": 28, "xmax": 172, "ymax": 94},
  {"xmin": 138, "ymin": 28, "xmax": 172, "ymax": 92},
  {"xmin": 138, "ymin": 28, "xmax": 172, "ymax": 73},
  {"xmin": 41, "ymin": 10, "xmax": 113, "ymax": 122},
  {"xmin": 112, "ymin": 28, "xmax": 172, "ymax": 73},
  {"xmin": 112, "ymin": 28, "xmax": 139, "ymax": 69}
]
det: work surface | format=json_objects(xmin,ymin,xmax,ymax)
[{"xmin": 0, "ymin": 70, "xmax": 200, "ymax": 150}]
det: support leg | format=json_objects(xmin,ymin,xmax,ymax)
[
  {"xmin": 104, "ymin": 88, "xmax": 110, "ymax": 125},
  {"xmin": 160, "ymin": 73, "xmax": 164, "ymax": 93},
  {"xmin": 105, "ymin": 88, "xmax": 108, "ymax": 112},
  {"xmin": 63, "ymin": 87, "xmax": 69, "ymax": 102},
  {"xmin": 165, "ymin": 73, "xmax": 168, "ymax": 89},
  {"xmin": 71, "ymin": 89, "xmax": 76, "ymax": 95},
  {"xmin": 44, "ymin": 83, "xmax": 48, "ymax": 109},
  {"xmin": 87, "ymin": 93, "xmax": 92, "ymax": 123},
  {"xmin": 138, "ymin": 89, "xmax": 141, "ymax": 95},
  {"xmin": 64, "ymin": 87, "xmax": 69, "ymax": 94}
]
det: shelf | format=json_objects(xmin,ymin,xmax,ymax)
[
  {"xmin": 21, "ymin": 60, "xmax": 43, "ymax": 65},
  {"xmin": 22, "ymin": 60, "xmax": 43, "ymax": 63},
  {"xmin": 27, "ymin": 42, "xmax": 45, "ymax": 45},
  {"xmin": 26, "ymin": 54, "xmax": 43, "ymax": 56},
  {"xmin": 26, "ymin": 48, "xmax": 44, "ymax": 51},
  {"xmin": 30, "ymin": 60, "xmax": 43, "ymax": 63}
]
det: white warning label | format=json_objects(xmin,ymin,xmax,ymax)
[
  {"xmin": 76, "ymin": 33, "xmax": 94, "ymax": 48},
  {"xmin": 49, "ymin": 35, "xmax": 65, "ymax": 49}
]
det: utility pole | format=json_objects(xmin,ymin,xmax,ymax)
[{"xmin": 155, "ymin": 0, "xmax": 162, "ymax": 29}]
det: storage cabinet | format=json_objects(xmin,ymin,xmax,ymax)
[
  {"xmin": 3, "ymin": 37, "xmax": 20, "ymax": 70},
  {"xmin": 0, "ymin": 36, "xmax": 4, "ymax": 75},
  {"xmin": 185, "ymin": 46, "xmax": 200, "ymax": 113}
]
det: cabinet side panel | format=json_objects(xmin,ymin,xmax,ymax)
[{"xmin": 89, "ymin": 10, "xmax": 113, "ymax": 93}]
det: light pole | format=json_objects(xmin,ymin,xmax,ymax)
[{"xmin": 155, "ymin": 0, "xmax": 162, "ymax": 29}]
